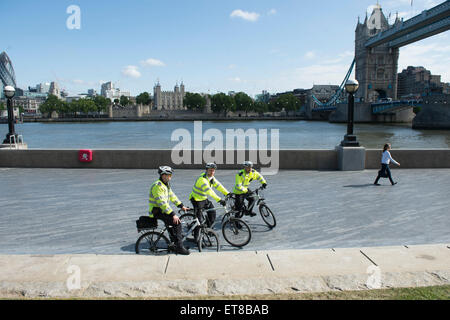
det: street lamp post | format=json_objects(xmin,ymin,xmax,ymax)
[
  {"xmin": 340, "ymin": 79, "xmax": 360, "ymax": 147},
  {"xmin": 2, "ymin": 85, "xmax": 17, "ymax": 144}
]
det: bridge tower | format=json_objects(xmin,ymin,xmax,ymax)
[{"xmin": 355, "ymin": 5, "xmax": 400, "ymax": 102}]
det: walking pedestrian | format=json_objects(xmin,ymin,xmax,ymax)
[{"xmin": 374, "ymin": 143, "xmax": 400, "ymax": 186}]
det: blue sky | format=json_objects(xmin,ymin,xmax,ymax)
[{"xmin": 1, "ymin": 0, "xmax": 448, "ymax": 97}]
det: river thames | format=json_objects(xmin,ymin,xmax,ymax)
[{"xmin": 3, "ymin": 120, "xmax": 450, "ymax": 149}]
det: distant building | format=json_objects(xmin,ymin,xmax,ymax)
[
  {"xmin": 13, "ymin": 96, "xmax": 45, "ymax": 115},
  {"xmin": 153, "ymin": 81, "xmax": 185, "ymax": 110},
  {"xmin": 398, "ymin": 66, "xmax": 447, "ymax": 97},
  {"xmin": 100, "ymin": 81, "xmax": 130, "ymax": 101},
  {"xmin": 0, "ymin": 52, "xmax": 17, "ymax": 99},
  {"xmin": 256, "ymin": 90, "xmax": 270, "ymax": 103},
  {"xmin": 49, "ymin": 81, "xmax": 61, "ymax": 98},
  {"xmin": 35, "ymin": 82, "xmax": 50, "ymax": 94}
]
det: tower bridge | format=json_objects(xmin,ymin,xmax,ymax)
[{"xmin": 308, "ymin": 0, "xmax": 450, "ymax": 123}]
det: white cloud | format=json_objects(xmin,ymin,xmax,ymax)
[
  {"xmin": 230, "ymin": 9, "xmax": 260, "ymax": 22},
  {"xmin": 228, "ymin": 64, "xmax": 237, "ymax": 69},
  {"xmin": 121, "ymin": 65, "xmax": 141, "ymax": 78},
  {"xmin": 268, "ymin": 9, "xmax": 277, "ymax": 16},
  {"xmin": 229, "ymin": 77, "xmax": 242, "ymax": 82},
  {"xmin": 304, "ymin": 51, "xmax": 316, "ymax": 59},
  {"xmin": 140, "ymin": 58, "xmax": 165, "ymax": 67}
]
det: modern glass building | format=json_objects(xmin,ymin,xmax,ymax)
[{"xmin": 0, "ymin": 52, "xmax": 17, "ymax": 99}]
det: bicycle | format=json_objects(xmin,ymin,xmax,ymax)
[
  {"xmin": 180, "ymin": 197, "xmax": 252, "ymax": 248},
  {"xmin": 135, "ymin": 213, "xmax": 219, "ymax": 255},
  {"xmin": 231, "ymin": 186, "xmax": 277, "ymax": 228}
]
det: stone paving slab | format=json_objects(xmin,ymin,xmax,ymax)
[
  {"xmin": 0, "ymin": 244, "xmax": 449, "ymax": 298},
  {"xmin": 166, "ymin": 251, "xmax": 273, "ymax": 280},
  {"xmin": 360, "ymin": 244, "xmax": 450, "ymax": 272}
]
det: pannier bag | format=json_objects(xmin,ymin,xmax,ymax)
[{"xmin": 136, "ymin": 216, "xmax": 158, "ymax": 230}]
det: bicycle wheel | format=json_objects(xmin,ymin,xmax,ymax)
[
  {"xmin": 197, "ymin": 228, "xmax": 220, "ymax": 252},
  {"xmin": 179, "ymin": 213, "xmax": 197, "ymax": 242},
  {"xmin": 135, "ymin": 231, "xmax": 171, "ymax": 255},
  {"xmin": 259, "ymin": 204, "xmax": 276, "ymax": 228},
  {"xmin": 222, "ymin": 217, "xmax": 252, "ymax": 247}
]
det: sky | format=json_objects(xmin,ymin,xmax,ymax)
[{"xmin": 1, "ymin": 0, "xmax": 449, "ymax": 97}]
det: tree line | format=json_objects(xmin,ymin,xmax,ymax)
[
  {"xmin": 183, "ymin": 92, "xmax": 302, "ymax": 115},
  {"xmin": 38, "ymin": 90, "xmax": 301, "ymax": 117},
  {"xmin": 39, "ymin": 92, "xmax": 153, "ymax": 117}
]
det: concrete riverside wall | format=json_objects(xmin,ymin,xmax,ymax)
[
  {"xmin": 0, "ymin": 150, "xmax": 337, "ymax": 170},
  {"xmin": 329, "ymin": 103, "xmax": 415, "ymax": 123},
  {"xmin": 412, "ymin": 104, "xmax": 450, "ymax": 129},
  {"xmin": 1, "ymin": 149, "xmax": 450, "ymax": 169},
  {"xmin": 365, "ymin": 149, "xmax": 450, "ymax": 169}
]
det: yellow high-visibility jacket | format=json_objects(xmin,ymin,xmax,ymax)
[
  {"xmin": 233, "ymin": 169, "xmax": 266, "ymax": 195},
  {"xmin": 189, "ymin": 172, "xmax": 229, "ymax": 202},
  {"xmin": 149, "ymin": 179, "xmax": 182, "ymax": 217}
]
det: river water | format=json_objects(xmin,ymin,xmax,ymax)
[{"xmin": 3, "ymin": 120, "xmax": 450, "ymax": 149}]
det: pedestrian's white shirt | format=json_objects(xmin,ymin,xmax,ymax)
[{"xmin": 381, "ymin": 150, "xmax": 399, "ymax": 165}]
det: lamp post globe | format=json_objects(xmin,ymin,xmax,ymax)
[
  {"xmin": 4, "ymin": 86, "xmax": 16, "ymax": 99},
  {"xmin": 340, "ymin": 79, "xmax": 360, "ymax": 147},
  {"xmin": 3, "ymin": 86, "xmax": 18, "ymax": 145},
  {"xmin": 344, "ymin": 79, "xmax": 359, "ymax": 94}
]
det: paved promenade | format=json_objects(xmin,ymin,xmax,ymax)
[
  {"xmin": 0, "ymin": 168, "xmax": 449, "ymax": 254},
  {"xmin": 0, "ymin": 168, "xmax": 449, "ymax": 298}
]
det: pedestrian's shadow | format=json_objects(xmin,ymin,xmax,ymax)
[{"xmin": 343, "ymin": 184, "xmax": 375, "ymax": 188}]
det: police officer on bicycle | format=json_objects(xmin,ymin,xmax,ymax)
[
  {"xmin": 189, "ymin": 163, "xmax": 229, "ymax": 229},
  {"xmin": 149, "ymin": 166, "xmax": 190, "ymax": 255},
  {"xmin": 233, "ymin": 161, "xmax": 267, "ymax": 218}
]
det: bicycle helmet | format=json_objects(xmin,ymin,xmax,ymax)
[
  {"xmin": 158, "ymin": 166, "xmax": 174, "ymax": 175},
  {"xmin": 205, "ymin": 163, "xmax": 217, "ymax": 170},
  {"xmin": 243, "ymin": 161, "xmax": 253, "ymax": 168}
]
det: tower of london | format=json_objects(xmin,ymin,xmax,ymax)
[{"xmin": 153, "ymin": 81, "xmax": 186, "ymax": 110}]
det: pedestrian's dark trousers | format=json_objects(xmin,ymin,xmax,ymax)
[
  {"xmin": 374, "ymin": 163, "xmax": 394, "ymax": 185},
  {"xmin": 190, "ymin": 198, "xmax": 216, "ymax": 228},
  {"xmin": 152, "ymin": 207, "xmax": 183, "ymax": 247},
  {"xmin": 235, "ymin": 192, "xmax": 256, "ymax": 217}
]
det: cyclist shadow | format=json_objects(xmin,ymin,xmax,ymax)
[
  {"xmin": 120, "ymin": 243, "xmax": 136, "ymax": 253},
  {"xmin": 247, "ymin": 222, "xmax": 273, "ymax": 233}
]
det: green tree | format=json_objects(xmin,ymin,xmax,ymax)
[
  {"xmin": 120, "ymin": 95, "xmax": 130, "ymax": 106},
  {"xmin": 269, "ymin": 93, "xmax": 301, "ymax": 112},
  {"xmin": 211, "ymin": 93, "xmax": 235, "ymax": 115},
  {"xmin": 136, "ymin": 92, "xmax": 152, "ymax": 105},
  {"xmin": 0, "ymin": 102, "xmax": 5, "ymax": 110},
  {"xmin": 39, "ymin": 94, "xmax": 63, "ymax": 117},
  {"xmin": 93, "ymin": 95, "xmax": 111, "ymax": 113},
  {"xmin": 184, "ymin": 92, "xmax": 206, "ymax": 111},
  {"xmin": 234, "ymin": 92, "xmax": 254, "ymax": 115},
  {"xmin": 253, "ymin": 101, "xmax": 269, "ymax": 114}
]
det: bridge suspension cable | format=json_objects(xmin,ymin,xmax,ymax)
[{"xmin": 311, "ymin": 58, "xmax": 355, "ymax": 108}]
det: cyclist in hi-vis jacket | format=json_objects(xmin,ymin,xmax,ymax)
[
  {"xmin": 149, "ymin": 166, "xmax": 190, "ymax": 255},
  {"xmin": 189, "ymin": 163, "xmax": 229, "ymax": 229},
  {"xmin": 233, "ymin": 161, "xmax": 267, "ymax": 218}
]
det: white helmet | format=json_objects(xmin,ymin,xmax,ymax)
[
  {"xmin": 158, "ymin": 166, "xmax": 173, "ymax": 175},
  {"xmin": 206, "ymin": 163, "xmax": 217, "ymax": 169},
  {"xmin": 243, "ymin": 161, "xmax": 253, "ymax": 168}
]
